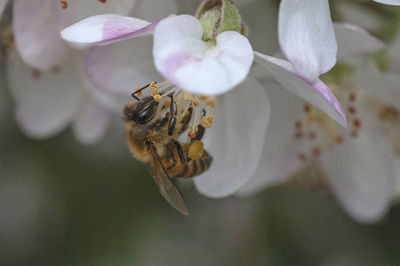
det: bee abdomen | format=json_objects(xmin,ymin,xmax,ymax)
[{"xmin": 174, "ymin": 150, "xmax": 213, "ymax": 179}]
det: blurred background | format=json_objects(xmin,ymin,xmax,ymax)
[{"xmin": 2, "ymin": 0, "xmax": 400, "ymax": 265}]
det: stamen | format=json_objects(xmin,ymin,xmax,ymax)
[{"xmin": 153, "ymin": 94, "xmax": 162, "ymax": 103}]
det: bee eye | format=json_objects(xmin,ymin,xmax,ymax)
[{"xmin": 125, "ymin": 97, "xmax": 158, "ymax": 124}]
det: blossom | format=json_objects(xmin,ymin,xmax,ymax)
[
  {"xmin": 238, "ymin": 23, "xmax": 398, "ymax": 223},
  {"xmin": 6, "ymin": 0, "xmax": 154, "ymax": 144},
  {"xmin": 373, "ymin": 0, "xmax": 400, "ymax": 5},
  {"xmin": 61, "ymin": 0, "xmax": 346, "ymax": 197}
]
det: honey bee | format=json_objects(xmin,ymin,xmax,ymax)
[{"xmin": 124, "ymin": 83, "xmax": 213, "ymax": 215}]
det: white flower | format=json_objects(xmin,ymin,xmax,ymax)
[
  {"xmin": 6, "ymin": 0, "xmax": 153, "ymax": 144},
  {"xmin": 373, "ymin": 0, "xmax": 400, "ymax": 5},
  {"xmin": 61, "ymin": 0, "xmax": 346, "ymax": 197},
  {"xmin": 238, "ymin": 23, "xmax": 400, "ymax": 223}
]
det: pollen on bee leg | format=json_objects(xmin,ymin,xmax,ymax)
[{"xmin": 189, "ymin": 140, "xmax": 204, "ymax": 160}]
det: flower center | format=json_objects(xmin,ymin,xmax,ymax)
[
  {"xmin": 133, "ymin": 81, "xmax": 216, "ymax": 140},
  {"xmin": 293, "ymin": 86, "xmax": 362, "ymax": 162}
]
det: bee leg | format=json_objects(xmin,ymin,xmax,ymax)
[
  {"xmin": 191, "ymin": 125, "xmax": 206, "ymax": 142},
  {"xmin": 168, "ymin": 94, "xmax": 178, "ymax": 136},
  {"xmin": 173, "ymin": 140, "xmax": 191, "ymax": 164}
]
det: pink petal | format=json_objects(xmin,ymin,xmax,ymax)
[
  {"xmin": 61, "ymin": 14, "xmax": 159, "ymax": 46},
  {"xmin": 255, "ymin": 52, "xmax": 347, "ymax": 127}
]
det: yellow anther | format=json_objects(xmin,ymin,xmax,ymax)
[
  {"xmin": 150, "ymin": 82, "xmax": 158, "ymax": 90},
  {"xmin": 192, "ymin": 99, "xmax": 200, "ymax": 107},
  {"xmin": 188, "ymin": 140, "xmax": 204, "ymax": 160},
  {"xmin": 200, "ymin": 117, "xmax": 213, "ymax": 128},
  {"xmin": 206, "ymin": 96, "xmax": 216, "ymax": 107},
  {"xmin": 188, "ymin": 131, "xmax": 196, "ymax": 138},
  {"xmin": 153, "ymin": 94, "xmax": 162, "ymax": 102},
  {"xmin": 135, "ymin": 87, "xmax": 143, "ymax": 96}
]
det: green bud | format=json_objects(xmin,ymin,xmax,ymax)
[{"xmin": 196, "ymin": 0, "xmax": 246, "ymax": 42}]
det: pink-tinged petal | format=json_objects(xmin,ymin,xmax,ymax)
[
  {"xmin": 335, "ymin": 23, "xmax": 385, "ymax": 65},
  {"xmin": 13, "ymin": 0, "xmax": 70, "ymax": 70},
  {"xmin": 84, "ymin": 37, "xmax": 161, "ymax": 95},
  {"xmin": 373, "ymin": 0, "xmax": 400, "ymax": 5},
  {"xmin": 194, "ymin": 78, "xmax": 270, "ymax": 197},
  {"xmin": 61, "ymin": 14, "xmax": 157, "ymax": 46},
  {"xmin": 7, "ymin": 51, "xmax": 82, "ymax": 138},
  {"xmin": 237, "ymin": 76, "xmax": 306, "ymax": 196},
  {"xmin": 319, "ymin": 106, "xmax": 395, "ymax": 223},
  {"xmin": 279, "ymin": 0, "xmax": 337, "ymax": 82},
  {"xmin": 72, "ymin": 96, "xmax": 111, "ymax": 145},
  {"xmin": 255, "ymin": 52, "xmax": 347, "ymax": 127},
  {"xmin": 153, "ymin": 15, "xmax": 254, "ymax": 95}
]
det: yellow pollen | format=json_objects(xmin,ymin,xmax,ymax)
[
  {"xmin": 150, "ymin": 82, "xmax": 158, "ymax": 90},
  {"xmin": 188, "ymin": 140, "xmax": 204, "ymax": 160},
  {"xmin": 200, "ymin": 117, "xmax": 213, "ymax": 128},
  {"xmin": 206, "ymin": 97, "xmax": 217, "ymax": 107},
  {"xmin": 192, "ymin": 99, "xmax": 200, "ymax": 107},
  {"xmin": 163, "ymin": 99, "xmax": 171, "ymax": 108},
  {"xmin": 153, "ymin": 94, "xmax": 162, "ymax": 102}
]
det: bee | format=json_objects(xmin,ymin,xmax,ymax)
[{"xmin": 124, "ymin": 83, "xmax": 213, "ymax": 215}]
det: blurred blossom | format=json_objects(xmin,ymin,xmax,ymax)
[
  {"xmin": 238, "ymin": 23, "xmax": 400, "ymax": 223},
  {"xmin": 61, "ymin": 0, "xmax": 345, "ymax": 197},
  {"xmin": 6, "ymin": 0, "xmax": 137, "ymax": 144},
  {"xmin": 373, "ymin": 0, "xmax": 400, "ymax": 5}
]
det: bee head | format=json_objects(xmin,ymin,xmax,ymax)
[{"xmin": 124, "ymin": 96, "xmax": 159, "ymax": 124}]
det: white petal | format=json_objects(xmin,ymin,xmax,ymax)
[
  {"xmin": 153, "ymin": 15, "xmax": 254, "ymax": 95},
  {"xmin": 354, "ymin": 63, "xmax": 400, "ymax": 109},
  {"xmin": 194, "ymin": 78, "xmax": 270, "ymax": 197},
  {"xmin": 61, "ymin": 14, "xmax": 156, "ymax": 47},
  {"xmin": 238, "ymin": 78, "xmax": 305, "ymax": 195},
  {"xmin": 255, "ymin": 52, "xmax": 347, "ymax": 127},
  {"xmin": 335, "ymin": 23, "xmax": 385, "ymax": 66},
  {"xmin": 279, "ymin": 0, "xmax": 337, "ymax": 82},
  {"xmin": 84, "ymin": 36, "xmax": 161, "ymax": 95},
  {"xmin": 72, "ymin": 96, "xmax": 111, "ymax": 145},
  {"xmin": 388, "ymin": 30, "xmax": 400, "ymax": 73},
  {"xmin": 13, "ymin": 0, "xmax": 70, "ymax": 70},
  {"xmin": 373, "ymin": 0, "xmax": 400, "ymax": 5},
  {"xmin": 7, "ymin": 51, "xmax": 82, "ymax": 138},
  {"xmin": 319, "ymin": 111, "xmax": 395, "ymax": 223}
]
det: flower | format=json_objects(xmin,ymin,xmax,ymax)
[
  {"xmin": 5, "ymin": 0, "xmax": 156, "ymax": 144},
  {"xmin": 238, "ymin": 23, "xmax": 398, "ymax": 223},
  {"xmin": 373, "ymin": 0, "xmax": 400, "ymax": 5},
  {"xmin": 60, "ymin": 0, "xmax": 347, "ymax": 197}
]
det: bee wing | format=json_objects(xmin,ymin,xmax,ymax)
[{"xmin": 146, "ymin": 145, "xmax": 189, "ymax": 216}]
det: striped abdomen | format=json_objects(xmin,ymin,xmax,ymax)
[{"xmin": 163, "ymin": 144, "xmax": 213, "ymax": 179}]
